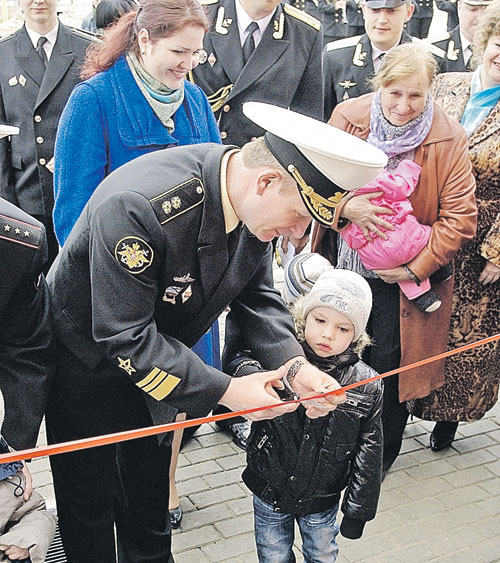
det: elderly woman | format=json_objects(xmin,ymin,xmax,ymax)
[
  {"xmin": 51, "ymin": 0, "xmax": 220, "ymax": 542},
  {"xmin": 413, "ymin": 0, "xmax": 500, "ymax": 451},
  {"xmin": 312, "ymin": 43, "xmax": 477, "ymax": 474}
]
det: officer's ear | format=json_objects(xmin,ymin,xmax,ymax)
[
  {"xmin": 405, "ymin": 2, "xmax": 415, "ymax": 21},
  {"xmin": 255, "ymin": 169, "xmax": 283, "ymax": 196}
]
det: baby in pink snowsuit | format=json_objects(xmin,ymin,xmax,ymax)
[{"xmin": 341, "ymin": 159, "xmax": 449, "ymax": 313}]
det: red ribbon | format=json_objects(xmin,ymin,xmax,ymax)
[{"xmin": 0, "ymin": 333, "xmax": 498, "ymax": 464}]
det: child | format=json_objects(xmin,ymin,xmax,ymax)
[
  {"xmin": 341, "ymin": 160, "xmax": 452, "ymax": 313},
  {"xmin": 0, "ymin": 390, "xmax": 57, "ymax": 563},
  {"xmin": 230, "ymin": 266, "xmax": 383, "ymax": 562}
]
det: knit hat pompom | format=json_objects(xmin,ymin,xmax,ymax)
[
  {"xmin": 283, "ymin": 252, "xmax": 332, "ymax": 304},
  {"xmin": 303, "ymin": 269, "xmax": 373, "ymax": 341}
]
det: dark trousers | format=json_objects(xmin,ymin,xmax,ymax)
[
  {"xmin": 46, "ymin": 343, "xmax": 173, "ymax": 563},
  {"xmin": 406, "ymin": 17, "xmax": 432, "ymax": 39},
  {"xmin": 363, "ymin": 279, "xmax": 408, "ymax": 472}
]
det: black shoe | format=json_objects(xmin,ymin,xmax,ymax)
[
  {"xmin": 414, "ymin": 289, "xmax": 442, "ymax": 313},
  {"xmin": 228, "ymin": 420, "xmax": 251, "ymax": 450},
  {"xmin": 169, "ymin": 505, "xmax": 183, "ymax": 529},
  {"xmin": 430, "ymin": 421, "xmax": 458, "ymax": 452}
]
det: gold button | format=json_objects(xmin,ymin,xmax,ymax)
[
  {"xmin": 220, "ymin": 131, "xmax": 227, "ymax": 139},
  {"xmin": 223, "ymin": 104, "xmax": 230, "ymax": 112},
  {"xmin": 36, "ymin": 136, "xmax": 44, "ymax": 144},
  {"xmin": 34, "ymin": 115, "xmax": 42, "ymax": 123},
  {"xmin": 39, "ymin": 158, "xmax": 47, "ymax": 166}
]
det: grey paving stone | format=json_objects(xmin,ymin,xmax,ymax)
[
  {"xmin": 432, "ymin": 549, "xmax": 483, "ymax": 563},
  {"xmin": 171, "ymin": 547, "xmax": 210, "ymax": 562},
  {"xmin": 380, "ymin": 469, "xmax": 416, "ymax": 490},
  {"xmin": 172, "ymin": 524, "xmax": 221, "ymax": 552},
  {"xmin": 195, "ymin": 431, "xmax": 233, "ymax": 448},
  {"xmin": 214, "ymin": 512, "xmax": 254, "ymax": 538},
  {"xmin": 477, "ymin": 495, "xmax": 500, "ymax": 516},
  {"xmin": 204, "ymin": 467, "xmax": 245, "ymax": 488},
  {"xmin": 177, "ymin": 476, "xmax": 210, "ymax": 497},
  {"xmin": 230, "ymin": 495, "xmax": 254, "ymax": 516},
  {"xmin": 402, "ymin": 476, "xmax": 455, "ymax": 501},
  {"xmin": 470, "ymin": 514, "xmax": 500, "ymax": 539},
  {"xmin": 437, "ymin": 483, "xmax": 491, "ymax": 509},
  {"xmin": 472, "ymin": 534, "xmax": 500, "ymax": 563},
  {"xmin": 487, "ymin": 443, "xmax": 500, "ymax": 459},
  {"xmin": 452, "ymin": 433, "xmax": 497, "ymax": 454},
  {"xmin": 361, "ymin": 511, "xmax": 402, "ymax": 537},
  {"xmin": 180, "ymin": 504, "xmax": 233, "ymax": 531},
  {"xmin": 405, "ymin": 458, "xmax": 458, "ymax": 480},
  {"xmin": 399, "ymin": 436, "xmax": 424, "ymax": 454},
  {"xmin": 339, "ymin": 532, "xmax": 399, "ymax": 562},
  {"xmin": 448, "ymin": 449, "xmax": 498, "ymax": 470},
  {"xmin": 217, "ymin": 453, "xmax": 246, "ymax": 471},
  {"xmin": 486, "ymin": 459, "xmax": 500, "ymax": 476},
  {"xmin": 202, "ymin": 532, "xmax": 257, "ymax": 561},
  {"xmin": 190, "ymin": 484, "xmax": 246, "ymax": 509},
  {"xmin": 392, "ymin": 496, "xmax": 447, "ymax": 522},
  {"xmin": 184, "ymin": 443, "xmax": 236, "ymax": 464},
  {"xmin": 456, "ymin": 419, "xmax": 499, "ymax": 437},
  {"xmin": 384, "ymin": 540, "xmax": 437, "ymax": 563},
  {"xmin": 479, "ymin": 476, "xmax": 500, "ymax": 496},
  {"xmin": 176, "ymin": 460, "xmax": 221, "ymax": 481},
  {"xmin": 442, "ymin": 465, "xmax": 496, "ymax": 488},
  {"xmin": 376, "ymin": 487, "xmax": 412, "ymax": 512}
]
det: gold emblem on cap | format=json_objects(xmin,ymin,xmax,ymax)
[{"xmin": 287, "ymin": 165, "xmax": 348, "ymax": 225}]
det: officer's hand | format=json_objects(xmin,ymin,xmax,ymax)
[
  {"xmin": 218, "ymin": 367, "xmax": 299, "ymax": 421},
  {"xmin": 21, "ymin": 462, "xmax": 33, "ymax": 501},
  {"xmin": 290, "ymin": 362, "xmax": 346, "ymax": 419},
  {"xmin": 342, "ymin": 192, "xmax": 394, "ymax": 242}
]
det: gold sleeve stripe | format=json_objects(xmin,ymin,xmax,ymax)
[
  {"xmin": 136, "ymin": 367, "xmax": 181, "ymax": 401},
  {"xmin": 149, "ymin": 374, "xmax": 181, "ymax": 401}
]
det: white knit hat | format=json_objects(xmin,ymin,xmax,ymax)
[
  {"xmin": 303, "ymin": 269, "xmax": 373, "ymax": 341},
  {"xmin": 283, "ymin": 253, "xmax": 332, "ymax": 304}
]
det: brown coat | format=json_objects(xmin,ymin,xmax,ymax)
[{"xmin": 312, "ymin": 93, "xmax": 477, "ymax": 401}]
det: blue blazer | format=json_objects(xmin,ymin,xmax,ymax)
[{"xmin": 53, "ymin": 55, "xmax": 221, "ymax": 244}]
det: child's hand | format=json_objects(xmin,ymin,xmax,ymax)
[{"xmin": 21, "ymin": 462, "xmax": 33, "ymax": 501}]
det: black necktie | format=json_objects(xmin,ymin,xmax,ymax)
[
  {"xmin": 242, "ymin": 21, "xmax": 259, "ymax": 66},
  {"xmin": 36, "ymin": 36, "xmax": 48, "ymax": 68}
]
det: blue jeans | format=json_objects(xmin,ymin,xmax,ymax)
[{"xmin": 253, "ymin": 495, "xmax": 339, "ymax": 563}]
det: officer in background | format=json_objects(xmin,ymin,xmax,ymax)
[
  {"xmin": 434, "ymin": 0, "xmax": 492, "ymax": 72},
  {"xmin": 0, "ymin": 0, "xmax": 94, "ymax": 268},
  {"xmin": 191, "ymin": 0, "xmax": 323, "ymax": 148},
  {"xmin": 0, "ymin": 126, "xmax": 54, "ymax": 453},
  {"xmin": 346, "ymin": 0, "xmax": 366, "ymax": 35},
  {"xmin": 287, "ymin": 0, "xmax": 322, "ymax": 20},
  {"xmin": 191, "ymin": 0, "xmax": 324, "ymax": 446},
  {"xmin": 323, "ymin": 0, "xmax": 416, "ymax": 119},
  {"xmin": 319, "ymin": 0, "xmax": 349, "ymax": 45},
  {"xmin": 407, "ymin": 0, "xmax": 434, "ymax": 38},
  {"xmin": 436, "ymin": 0, "xmax": 460, "ymax": 31}
]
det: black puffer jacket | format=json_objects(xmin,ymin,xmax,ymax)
[{"xmin": 241, "ymin": 347, "xmax": 383, "ymax": 539}]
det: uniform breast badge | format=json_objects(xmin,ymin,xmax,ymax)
[
  {"xmin": 163, "ymin": 286, "xmax": 182, "ymax": 304},
  {"xmin": 115, "ymin": 236, "xmax": 154, "ymax": 274},
  {"xmin": 208, "ymin": 52, "xmax": 217, "ymax": 67},
  {"xmin": 339, "ymin": 80, "xmax": 356, "ymax": 90},
  {"xmin": 173, "ymin": 273, "xmax": 195, "ymax": 304},
  {"xmin": 117, "ymin": 357, "xmax": 136, "ymax": 376},
  {"xmin": 19, "ymin": 74, "xmax": 27, "ymax": 87},
  {"xmin": 8, "ymin": 76, "xmax": 18, "ymax": 87}
]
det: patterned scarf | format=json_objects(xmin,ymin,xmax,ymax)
[
  {"xmin": 460, "ymin": 65, "xmax": 500, "ymax": 137},
  {"xmin": 126, "ymin": 52, "xmax": 184, "ymax": 133},
  {"xmin": 367, "ymin": 89, "xmax": 434, "ymax": 169}
]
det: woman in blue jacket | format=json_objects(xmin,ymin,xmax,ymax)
[{"xmin": 53, "ymin": 0, "xmax": 221, "ymax": 531}]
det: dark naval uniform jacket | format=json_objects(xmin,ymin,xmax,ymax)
[
  {"xmin": 319, "ymin": 0, "xmax": 349, "ymax": 42},
  {"xmin": 323, "ymin": 31, "xmax": 413, "ymax": 119},
  {"xmin": 46, "ymin": 144, "xmax": 303, "ymax": 429},
  {"xmin": 0, "ymin": 22, "xmax": 93, "ymax": 218},
  {"xmin": 286, "ymin": 0, "xmax": 322, "ymax": 20},
  {"xmin": 191, "ymin": 0, "xmax": 323, "ymax": 146},
  {"xmin": 0, "ymin": 198, "xmax": 54, "ymax": 450},
  {"xmin": 436, "ymin": 0, "xmax": 459, "ymax": 31},
  {"xmin": 434, "ymin": 26, "xmax": 468, "ymax": 73}
]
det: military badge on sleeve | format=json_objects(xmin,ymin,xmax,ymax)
[{"xmin": 115, "ymin": 236, "xmax": 154, "ymax": 274}]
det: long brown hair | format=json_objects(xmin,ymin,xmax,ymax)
[{"xmin": 81, "ymin": 0, "xmax": 210, "ymax": 79}]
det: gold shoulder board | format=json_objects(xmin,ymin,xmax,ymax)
[{"xmin": 283, "ymin": 4, "xmax": 321, "ymax": 31}]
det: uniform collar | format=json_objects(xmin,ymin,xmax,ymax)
[
  {"xmin": 219, "ymin": 149, "xmax": 240, "ymax": 233},
  {"xmin": 235, "ymin": 0, "xmax": 276, "ymax": 46},
  {"xmin": 25, "ymin": 20, "xmax": 59, "ymax": 56}
]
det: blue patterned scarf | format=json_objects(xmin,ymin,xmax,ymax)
[{"xmin": 460, "ymin": 66, "xmax": 500, "ymax": 137}]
